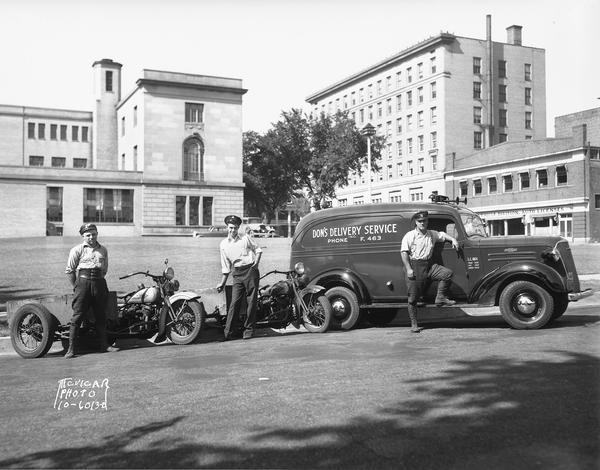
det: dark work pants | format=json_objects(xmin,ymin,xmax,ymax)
[
  {"xmin": 70, "ymin": 277, "xmax": 109, "ymax": 344},
  {"xmin": 224, "ymin": 265, "xmax": 259, "ymax": 338},
  {"xmin": 407, "ymin": 260, "xmax": 453, "ymax": 306}
]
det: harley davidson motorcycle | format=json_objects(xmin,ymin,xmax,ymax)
[
  {"xmin": 9, "ymin": 259, "xmax": 204, "ymax": 358},
  {"xmin": 215, "ymin": 262, "xmax": 332, "ymax": 335}
]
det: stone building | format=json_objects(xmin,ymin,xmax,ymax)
[
  {"xmin": 0, "ymin": 59, "xmax": 246, "ymax": 238},
  {"xmin": 444, "ymin": 108, "xmax": 600, "ymax": 242},
  {"xmin": 306, "ymin": 17, "xmax": 546, "ymax": 205}
]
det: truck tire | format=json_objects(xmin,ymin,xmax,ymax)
[
  {"xmin": 499, "ymin": 280, "xmax": 554, "ymax": 329},
  {"xmin": 10, "ymin": 304, "xmax": 57, "ymax": 358},
  {"xmin": 326, "ymin": 286, "xmax": 360, "ymax": 330},
  {"xmin": 550, "ymin": 294, "xmax": 569, "ymax": 320}
]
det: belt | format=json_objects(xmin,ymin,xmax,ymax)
[
  {"xmin": 233, "ymin": 264, "xmax": 253, "ymax": 272},
  {"xmin": 78, "ymin": 268, "xmax": 104, "ymax": 279}
]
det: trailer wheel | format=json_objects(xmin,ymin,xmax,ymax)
[
  {"xmin": 10, "ymin": 304, "xmax": 57, "ymax": 358},
  {"xmin": 326, "ymin": 286, "xmax": 360, "ymax": 330}
]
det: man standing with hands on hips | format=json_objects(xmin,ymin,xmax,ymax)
[
  {"xmin": 216, "ymin": 215, "xmax": 262, "ymax": 340},
  {"xmin": 64, "ymin": 223, "xmax": 119, "ymax": 358},
  {"xmin": 401, "ymin": 211, "xmax": 459, "ymax": 333}
]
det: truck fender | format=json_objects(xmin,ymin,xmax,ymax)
[
  {"xmin": 471, "ymin": 261, "xmax": 567, "ymax": 305},
  {"xmin": 310, "ymin": 270, "xmax": 369, "ymax": 305}
]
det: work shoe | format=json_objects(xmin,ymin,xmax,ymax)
[
  {"xmin": 100, "ymin": 345, "xmax": 120, "ymax": 353},
  {"xmin": 435, "ymin": 296, "xmax": 456, "ymax": 307},
  {"xmin": 410, "ymin": 325, "xmax": 424, "ymax": 333},
  {"xmin": 64, "ymin": 349, "xmax": 76, "ymax": 359},
  {"xmin": 242, "ymin": 330, "xmax": 254, "ymax": 340}
]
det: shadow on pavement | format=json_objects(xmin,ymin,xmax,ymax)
[{"xmin": 1, "ymin": 352, "xmax": 597, "ymax": 469}]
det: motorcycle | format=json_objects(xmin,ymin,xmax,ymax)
[
  {"xmin": 9, "ymin": 259, "xmax": 204, "ymax": 358},
  {"xmin": 216, "ymin": 262, "xmax": 332, "ymax": 335}
]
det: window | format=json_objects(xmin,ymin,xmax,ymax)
[
  {"xmin": 407, "ymin": 67, "xmax": 412, "ymax": 83},
  {"xmin": 351, "ymin": 91, "xmax": 356, "ymax": 105},
  {"xmin": 390, "ymin": 191, "xmax": 401, "ymax": 202},
  {"xmin": 359, "ymin": 109, "xmax": 364, "ymax": 123},
  {"xmin": 29, "ymin": 155, "xmax": 44, "ymax": 166},
  {"xmin": 396, "ymin": 94, "xmax": 402, "ymax": 111},
  {"xmin": 133, "ymin": 145, "xmax": 138, "ymax": 170},
  {"xmin": 524, "ymin": 63, "xmax": 532, "ymax": 81},
  {"xmin": 503, "ymin": 174, "xmax": 513, "ymax": 191},
  {"xmin": 556, "ymin": 166, "xmax": 568, "ymax": 185},
  {"xmin": 417, "ymin": 87, "xmax": 423, "ymax": 104},
  {"xmin": 498, "ymin": 60, "xmax": 507, "ymax": 78},
  {"xmin": 202, "ymin": 197, "xmax": 214, "ymax": 225},
  {"xmin": 499, "ymin": 133, "xmax": 507, "ymax": 143},
  {"xmin": 377, "ymin": 80, "xmax": 382, "ymax": 96},
  {"xmin": 368, "ymin": 106, "xmax": 373, "ymax": 121},
  {"xmin": 121, "ymin": 117, "xmax": 125, "ymax": 136},
  {"xmin": 473, "ymin": 82, "xmax": 481, "ymax": 99},
  {"xmin": 407, "ymin": 114, "xmax": 413, "ymax": 131},
  {"xmin": 459, "ymin": 181, "xmax": 468, "ymax": 197},
  {"xmin": 38, "ymin": 123, "xmax": 45, "ymax": 140},
  {"xmin": 430, "ymin": 131, "xmax": 437, "ymax": 149},
  {"xmin": 73, "ymin": 158, "xmax": 87, "ymax": 168},
  {"xmin": 407, "ymin": 160, "xmax": 414, "ymax": 175},
  {"xmin": 396, "ymin": 71, "xmax": 401, "ymax": 87},
  {"xmin": 83, "ymin": 188, "xmax": 134, "ymax": 223},
  {"xmin": 183, "ymin": 136, "xmax": 205, "ymax": 181},
  {"xmin": 536, "ymin": 169, "xmax": 548, "ymax": 188},
  {"xmin": 387, "ymin": 164, "xmax": 393, "ymax": 179},
  {"xmin": 474, "ymin": 131, "xmax": 483, "ymax": 149},
  {"xmin": 396, "ymin": 162, "xmax": 403, "ymax": 177},
  {"xmin": 499, "ymin": 84, "xmax": 507, "ymax": 103},
  {"xmin": 185, "ymin": 103, "xmax": 204, "ymax": 123},
  {"xmin": 176, "ymin": 196, "xmax": 186, "ymax": 226},
  {"xmin": 418, "ymin": 135, "xmax": 424, "ymax": 151},
  {"xmin": 386, "ymin": 98, "xmax": 392, "ymax": 115},
  {"xmin": 409, "ymin": 189, "xmax": 424, "ymax": 201},
  {"xmin": 51, "ymin": 124, "xmax": 57, "ymax": 140},
  {"xmin": 133, "ymin": 106, "xmax": 138, "ymax": 127},
  {"xmin": 473, "ymin": 179, "xmax": 482, "ymax": 195},
  {"xmin": 82, "ymin": 126, "xmax": 89, "ymax": 142},
  {"xmin": 430, "ymin": 57, "xmax": 436, "ymax": 74},
  {"xmin": 386, "ymin": 76, "xmax": 391, "ymax": 91},
  {"xmin": 397, "ymin": 140, "xmax": 403, "ymax": 156},
  {"xmin": 105, "ymin": 71, "xmax": 113, "ymax": 92},
  {"xmin": 28, "ymin": 122, "xmax": 35, "ymax": 139},
  {"xmin": 407, "ymin": 91, "xmax": 413, "ymax": 107},
  {"xmin": 520, "ymin": 172, "xmax": 530, "ymax": 189},
  {"xmin": 488, "ymin": 177, "xmax": 497, "ymax": 193},
  {"xmin": 499, "ymin": 109, "xmax": 507, "ymax": 127},
  {"xmin": 430, "ymin": 81, "xmax": 437, "ymax": 99},
  {"xmin": 525, "ymin": 88, "xmax": 532, "ymax": 105},
  {"xmin": 525, "ymin": 112, "xmax": 532, "ymax": 129},
  {"xmin": 47, "ymin": 187, "xmax": 63, "ymax": 222},
  {"xmin": 386, "ymin": 142, "xmax": 392, "ymax": 158},
  {"xmin": 473, "ymin": 57, "xmax": 482, "ymax": 74},
  {"xmin": 417, "ymin": 111, "xmax": 423, "ymax": 128},
  {"xmin": 377, "ymin": 102, "xmax": 382, "ymax": 118},
  {"xmin": 359, "ymin": 88, "xmax": 364, "ymax": 103},
  {"xmin": 396, "ymin": 118, "xmax": 402, "ymax": 134},
  {"xmin": 418, "ymin": 158, "xmax": 424, "ymax": 173},
  {"xmin": 596, "ymin": 194, "xmax": 600, "ymax": 209},
  {"xmin": 72, "ymin": 126, "xmax": 79, "ymax": 141},
  {"xmin": 473, "ymin": 106, "xmax": 482, "ymax": 124},
  {"xmin": 368, "ymin": 84, "xmax": 373, "ymax": 99},
  {"xmin": 417, "ymin": 63, "xmax": 423, "ymax": 79},
  {"xmin": 431, "ymin": 154, "xmax": 437, "ymax": 170},
  {"xmin": 407, "ymin": 138, "xmax": 413, "ymax": 154},
  {"xmin": 51, "ymin": 157, "xmax": 66, "ymax": 167}
]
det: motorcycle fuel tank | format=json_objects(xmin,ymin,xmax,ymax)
[{"xmin": 128, "ymin": 286, "xmax": 160, "ymax": 304}]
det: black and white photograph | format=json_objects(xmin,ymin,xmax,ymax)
[{"xmin": 0, "ymin": 0, "xmax": 598, "ymax": 468}]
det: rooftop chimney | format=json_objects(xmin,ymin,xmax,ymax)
[{"xmin": 506, "ymin": 25, "xmax": 522, "ymax": 45}]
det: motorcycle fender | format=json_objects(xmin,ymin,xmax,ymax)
[
  {"xmin": 169, "ymin": 291, "xmax": 201, "ymax": 303},
  {"xmin": 299, "ymin": 285, "xmax": 326, "ymax": 297}
]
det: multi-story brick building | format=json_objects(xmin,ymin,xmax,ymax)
[
  {"xmin": 0, "ymin": 59, "xmax": 246, "ymax": 238},
  {"xmin": 306, "ymin": 17, "xmax": 546, "ymax": 205},
  {"xmin": 445, "ymin": 108, "xmax": 600, "ymax": 242}
]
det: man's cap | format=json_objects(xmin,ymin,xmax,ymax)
[
  {"xmin": 224, "ymin": 215, "xmax": 242, "ymax": 226},
  {"xmin": 413, "ymin": 210, "xmax": 429, "ymax": 221},
  {"xmin": 79, "ymin": 223, "xmax": 98, "ymax": 235}
]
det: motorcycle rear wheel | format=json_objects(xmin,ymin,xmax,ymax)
[
  {"xmin": 167, "ymin": 300, "xmax": 205, "ymax": 344},
  {"xmin": 302, "ymin": 294, "xmax": 332, "ymax": 333}
]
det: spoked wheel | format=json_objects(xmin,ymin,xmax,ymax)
[
  {"xmin": 167, "ymin": 300, "xmax": 205, "ymax": 344},
  {"xmin": 499, "ymin": 281, "xmax": 554, "ymax": 329},
  {"xmin": 10, "ymin": 304, "xmax": 57, "ymax": 358},
  {"xmin": 302, "ymin": 294, "xmax": 332, "ymax": 333}
]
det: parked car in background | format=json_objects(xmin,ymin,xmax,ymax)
[{"xmin": 247, "ymin": 223, "xmax": 277, "ymax": 237}]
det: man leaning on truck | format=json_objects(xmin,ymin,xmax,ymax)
[{"xmin": 401, "ymin": 211, "xmax": 460, "ymax": 333}]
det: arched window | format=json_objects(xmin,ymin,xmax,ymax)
[{"xmin": 183, "ymin": 136, "xmax": 204, "ymax": 181}]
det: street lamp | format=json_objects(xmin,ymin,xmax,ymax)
[{"xmin": 361, "ymin": 123, "xmax": 376, "ymax": 202}]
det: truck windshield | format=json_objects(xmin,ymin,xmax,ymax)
[{"xmin": 460, "ymin": 212, "xmax": 488, "ymax": 238}]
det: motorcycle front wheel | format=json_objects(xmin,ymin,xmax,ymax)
[
  {"xmin": 302, "ymin": 294, "xmax": 332, "ymax": 333},
  {"xmin": 167, "ymin": 300, "xmax": 205, "ymax": 344}
]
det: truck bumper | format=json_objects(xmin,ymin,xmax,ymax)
[{"xmin": 568, "ymin": 289, "xmax": 593, "ymax": 302}]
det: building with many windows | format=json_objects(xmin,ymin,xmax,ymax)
[
  {"xmin": 445, "ymin": 108, "xmax": 600, "ymax": 242},
  {"xmin": 0, "ymin": 59, "xmax": 246, "ymax": 238},
  {"xmin": 306, "ymin": 18, "xmax": 546, "ymax": 206}
]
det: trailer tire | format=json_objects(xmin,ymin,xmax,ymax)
[{"xmin": 10, "ymin": 304, "xmax": 57, "ymax": 358}]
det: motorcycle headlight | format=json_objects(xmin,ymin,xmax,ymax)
[
  {"xmin": 294, "ymin": 262, "xmax": 305, "ymax": 275},
  {"xmin": 164, "ymin": 267, "xmax": 175, "ymax": 280}
]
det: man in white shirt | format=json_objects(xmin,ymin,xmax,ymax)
[
  {"xmin": 401, "ymin": 211, "xmax": 459, "ymax": 333},
  {"xmin": 216, "ymin": 215, "xmax": 263, "ymax": 340}
]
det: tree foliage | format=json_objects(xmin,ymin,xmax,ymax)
[{"xmin": 243, "ymin": 109, "xmax": 384, "ymax": 215}]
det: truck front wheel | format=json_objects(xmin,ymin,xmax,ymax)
[
  {"xmin": 326, "ymin": 286, "xmax": 360, "ymax": 330},
  {"xmin": 499, "ymin": 280, "xmax": 554, "ymax": 329}
]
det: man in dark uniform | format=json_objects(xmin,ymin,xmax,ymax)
[
  {"xmin": 216, "ymin": 215, "xmax": 262, "ymax": 340},
  {"xmin": 64, "ymin": 223, "xmax": 118, "ymax": 358},
  {"xmin": 401, "ymin": 211, "xmax": 459, "ymax": 333}
]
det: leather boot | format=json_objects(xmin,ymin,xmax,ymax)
[
  {"xmin": 64, "ymin": 324, "xmax": 77, "ymax": 359},
  {"xmin": 435, "ymin": 280, "xmax": 456, "ymax": 306},
  {"xmin": 408, "ymin": 305, "xmax": 423, "ymax": 333}
]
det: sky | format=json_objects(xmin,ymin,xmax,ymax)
[{"xmin": 0, "ymin": 0, "xmax": 598, "ymax": 136}]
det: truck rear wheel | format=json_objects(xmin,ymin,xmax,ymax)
[
  {"xmin": 499, "ymin": 281, "xmax": 554, "ymax": 329},
  {"xmin": 10, "ymin": 304, "xmax": 57, "ymax": 358},
  {"xmin": 326, "ymin": 286, "xmax": 360, "ymax": 330}
]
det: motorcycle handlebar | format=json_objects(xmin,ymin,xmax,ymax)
[
  {"xmin": 119, "ymin": 270, "xmax": 152, "ymax": 280},
  {"xmin": 260, "ymin": 269, "xmax": 293, "ymax": 280}
]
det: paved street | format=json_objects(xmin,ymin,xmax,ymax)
[{"xmin": 0, "ymin": 299, "xmax": 598, "ymax": 469}]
